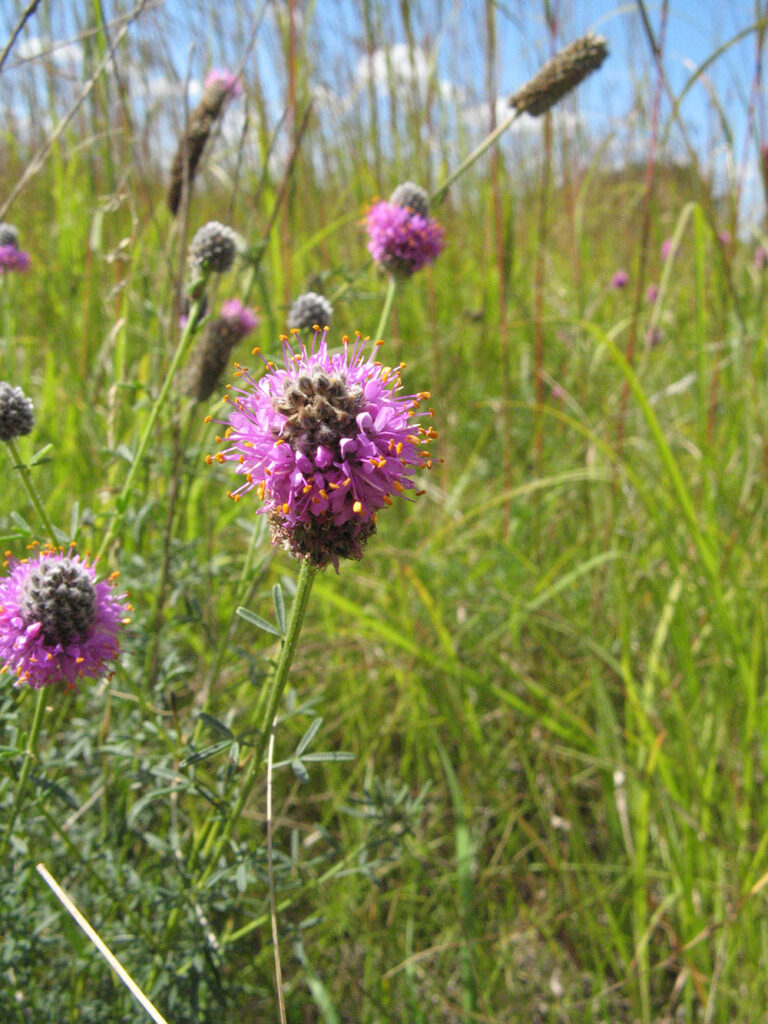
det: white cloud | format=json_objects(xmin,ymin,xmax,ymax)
[
  {"xmin": 16, "ymin": 36, "xmax": 83, "ymax": 67},
  {"xmin": 353, "ymin": 43, "xmax": 456, "ymax": 101}
]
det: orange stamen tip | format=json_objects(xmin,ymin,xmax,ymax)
[{"xmin": 353, "ymin": 500, "xmax": 363, "ymax": 513}]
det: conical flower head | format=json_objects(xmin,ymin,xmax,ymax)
[
  {"xmin": 389, "ymin": 182, "xmax": 430, "ymax": 219},
  {"xmin": 287, "ymin": 292, "xmax": 334, "ymax": 331},
  {"xmin": 0, "ymin": 545, "xmax": 129, "ymax": 689},
  {"xmin": 509, "ymin": 32, "xmax": 608, "ymax": 117},
  {"xmin": 184, "ymin": 300, "xmax": 259, "ymax": 403},
  {"xmin": 0, "ymin": 382, "xmax": 34, "ymax": 441},
  {"xmin": 167, "ymin": 70, "xmax": 242, "ymax": 215},
  {"xmin": 189, "ymin": 221, "xmax": 238, "ymax": 274},
  {"xmin": 208, "ymin": 329, "xmax": 435, "ymax": 568},
  {"xmin": 0, "ymin": 224, "xmax": 19, "ymax": 249}
]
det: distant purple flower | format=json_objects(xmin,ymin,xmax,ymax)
[
  {"xmin": 220, "ymin": 298, "xmax": 259, "ymax": 336},
  {"xmin": 209, "ymin": 329, "xmax": 434, "ymax": 567},
  {"xmin": 661, "ymin": 238, "xmax": 673, "ymax": 261},
  {"xmin": 755, "ymin": 245, "xmax": 768, "ymax": 270},
  {"xmin": 646, "ymin": 284, "xmax": 659, "ymax": 304},
  {"xmin": 718, "ymin": 230, "xmax": 731, "ymax": 247},
  {"xmin": 203, "ymin": 68, "xmax": 243, "ymax": 98},
  {"xmin": 0, "ymin": 546, "xmax": 129, "ymax": 690},
  {"xmin": 0, "ymin": 245, "xmax": 30, "ymax": 273},
  {"xmin": 365, "ymin": 201, "xmax": 444, "ymax": 277},
  {"xmin": 645, "ymin": 326, "xmax": 663, "ymax": 349},
  {"xmin": 610, "ymin": 270, "xmax": 629, "ymax": 289}
]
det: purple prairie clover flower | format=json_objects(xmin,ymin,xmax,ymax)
[
  {"xmin": 0, "ymin": 245, "xmax": 30, "ymax": 273},
  {"xmin": 660, "ymin": 238, "xmax": 673, "ymax": 261},
  {"xmin": 203, "ymin": 68, "xmax": 244, "ymax": 98},
  {"xmin": 718, "ymin": 230, "xmax": 731, "ymax": 247},
  {"xmin": 208, "ymin": 329, "xmax": 435, "ymax": 568},
  {"xmin": 365, "ymin": 200, "xmax": 444, "ymax": 278},
  {"xmin": 646, "ymin": 284, "xmax": 659, "ymax": 304},
  {"xmin": 0, "ymin": 545, "xmax": 129, "ymax": 690},
  {"xmin": 184, "ymin": 300, "xmax": 260, "ymax": 401},
  {"xmin": 220, "ymin": 298, "xmax": 259, "ymax": 335},
  {"xmin": 610, "ymin": 269, "xmax": 629, "ymax": 289}
]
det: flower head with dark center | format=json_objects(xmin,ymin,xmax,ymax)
[
  {"xmin": 0, "ymin": 382, "xmax": 34, "ymax": 441},
  {"xmin": 0, "ymin": 245, "xmax": 30, "ymax": 274},
  {"xmin": 610, "ymin": 269, "xmax": 629, "ymax": 289},
  {"xmin": 208, "ymin": 329, "xmax": 435, "ymax": 568},
  {"xmin": 287, "ymin": 292, "xmax": 334, "ymax": 331},
  {"xmin": 0, "ymin": 545, "xmax": 129, "ymax": 690},
  {"xmin": 365, "ymin": 197, "xmax": 444, "ymax": 278}
]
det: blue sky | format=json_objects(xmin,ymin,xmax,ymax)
[{"xmin": 2, "ymin": 1, "xmax": 767, "ymax": 218}]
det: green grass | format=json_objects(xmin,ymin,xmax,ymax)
[{"xmin": 2, "ymin": 1, "xmax": 768, "ymax": 1021}]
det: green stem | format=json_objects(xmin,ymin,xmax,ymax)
[
  {"xmin": 96, "ymin": 293, "xmax": 205, "ymax": 561},
  {"xmin": 5, "ymin": 437, "xmax": 58, "ymax": 542},
  {"xmin": 198, "ymin": 559, "xmax": 318, "ymax": 876},
  {"xmin": 1, "ymin": 273, "xmax": 12, "ymax": 378},
  {"xmin": 373, "ymin": 275, "xmax": 398, "ymax": 340},
  {"xmin": 430, "ymin": 108, "xmax": 519, "ymax": 208},
  {"xmin": 148, "ymin": 559, "xmax": 318, "ymax": 988},
  {"xmin": 1, "ymin": 687, "xmax": 47, "ymax": 858}
]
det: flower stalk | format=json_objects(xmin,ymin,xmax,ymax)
[
  {"xmin": 96, "ymin": 292, "xmax": 205, "ymax": 560},
  {"xmin": 1, "ymin": 686, "xmax": 47, "ymax": 858},
  {"xmin": 4, "ymin": 436, "xmax": 58, "ymax": 543}
]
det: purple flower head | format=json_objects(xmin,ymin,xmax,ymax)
[
  {"xmin": 0, "ymin": 545, "xmax": 129, "ymax": 690},
  {"xmin": 220, "ymin": 299, "xmax": 259, "ymax": 337},
  {"xmin": 610, "ymin": 269, "xmax": 629, "ymax": 289},
  {"xmin": 718, "ymin": 230, "xmax": 731, "ymax": 247},
  {"xmin": 209, "ymin": 329, "xmax": 435, "ymax": 568},
  {"xmin": 365, "ymin": 200, "xmax": 444, "ymax": 278},
  {"xmin": 661, "ymin": 238, "xmax": 673, "ymax": 261},
  {"xmin": 203, "ymin": 69, "xmax": 243, "ymax": 98},
  {"xmin": 0, "ymin": 245, "xmax": 30, "ymax": 274},
  {"xmin": 645, "ymin": 284, "xmax": 659, "ymax": 304},
  {"xmin": 755, "ymin": 245, "xmax": 768, "ymax": 271}
]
